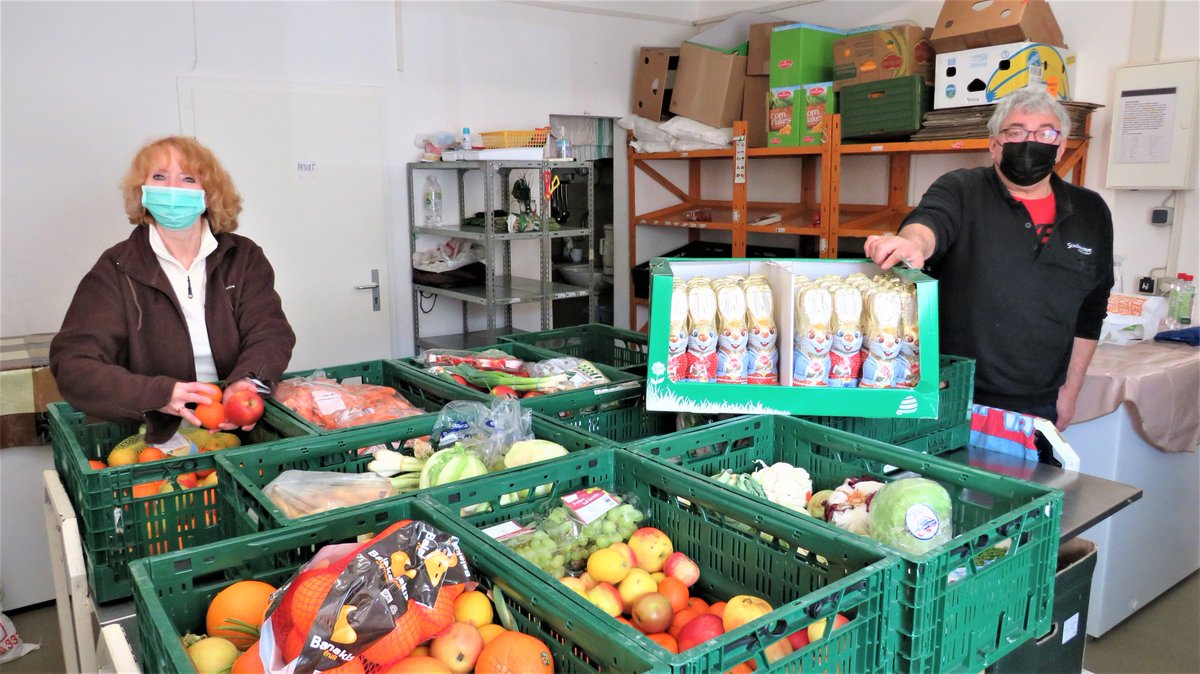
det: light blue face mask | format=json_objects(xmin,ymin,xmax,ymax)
[{"xmin": 141, "ymin": 185, "xmax": 206, "ymax": 230}]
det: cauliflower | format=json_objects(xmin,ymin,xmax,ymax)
[{"xmin": 750, "ymin": 460, "xmax": 813, "ymax": 514}]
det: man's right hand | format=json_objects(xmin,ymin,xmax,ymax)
[{"xmin": 864, "ymin": 226, "xmax": 934, "ymax": 270}]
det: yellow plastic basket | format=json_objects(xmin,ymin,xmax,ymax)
[{"xmin": 481, "ymin": 127, "xmax": 550, "ymax": 148}]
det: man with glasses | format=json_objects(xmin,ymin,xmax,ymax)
[{"xmin": 865, "ymin": 89, "xmax": 1113, "ymax": 463}]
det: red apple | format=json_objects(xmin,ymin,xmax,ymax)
[
  {"xmin": 223, "ymin": 390, "xmax": 264, "ymax": 426},
  {"xmin": 787, "ymin": 628, "xmax": 811, "ymax": 650},
  {"xmin": 630, "ymin": 592, "xmax": 673, "ymax": 634},
  {"xmin": 663, "ymin": 551, "xmax": 700, "ymax": 587},
  {"xmin": 676, "ymin": 613, "xmax": 725, "ymax": 652}
]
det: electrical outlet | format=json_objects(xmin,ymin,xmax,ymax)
[
  {"xmin": 1151, "ymin": 206, "xmax": 1174, "ymax": 226},
  {"xmin": 1138, "ymin": 276, "xmax": 1156, "ymax": 294}
]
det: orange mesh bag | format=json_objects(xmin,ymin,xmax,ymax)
[{"xmin": 257, "ymin": 520, "xmax": 473, "ymax": 674}]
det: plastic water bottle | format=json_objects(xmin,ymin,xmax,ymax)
[
  {"xmin": 423, "ymin": 176, "xmax": 443, "ymax": 227},
  {"xmin": 461, "ymin": 127, "xmax": 473, "ymax": 150},
  {"xmin": 555, "ymin": 126, "xmax": 571, "ymax": 159},
  {"xmin": 1165, "ymin": 272, "xmax": 1196, "ymax": 329}
]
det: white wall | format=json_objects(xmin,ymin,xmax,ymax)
[
  {"xmin": 0, "ymin": 1, "xmax": 692, "ymax": 353},
  {"xmin": 3, "ymin": 0, "xmax": 1197, "ymax": 346}
]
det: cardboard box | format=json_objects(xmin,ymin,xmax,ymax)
[
  {"xmin": 767, "ymin": 82, "xmax": 834, "ymax": 147},
  {"xmin": 748, "ymin": 21, "xmax": 790, "ymax": 75},
  {"xmin": 768, "ymin": 23, "xmax": 845, "ymax": 89},
  {"xmin": 670, "ymin": 42, "xmax": 747, "ymax": 129},
  {"xmin": 934, "ymin": 41, "xmax": 1075, "ymax": 109},
  {"xmin": 632, "ymin": 47, "xmax": 679, "ymax": 121},
  {"xmin": 833, "ymin": 24, "xmax": 936, "ymax": 92},
  {"xmin": 644, "ymin": 258, "xmax": 940, "ymax": 417},
  {"xmin": 688, "ymin": 10, "xmax": 784, "ymax": 55},
  {"xmin": 743, "ymin": 75, "xmax": 770, "ymax": 147},
  {"xmin": 930, "ymin": 0, "xmax": 1066, "ymax": 52}
]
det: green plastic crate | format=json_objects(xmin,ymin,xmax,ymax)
[
  {"xmin": 397, "ymin": 342, "xmax": 645, "ymax": 423},
  {"xmin": 216, "ymin": 413, "xmax": 606, "ymax": 535},
  {"xmin": 273, "ymin": 359, "xmax": 475, "ymax": 435},
  {"xmin": 551, "ymin": 395, "xmax": 685, "ymax": 445},
  {"xmin": 420, "ymin": 448, "xmax": 902, "ymax": 673},
  {"xmin": 802, "ymin": 354, "xmax": 975, "ymax": 454},
  {"xmin": 500, "ymin": 323, "xmax": 650, "ymax": 374},
  {"xmin": 130, "ymin": 497, "xmax": 666, "ymax": 674},
  {"xmin": 46, "ymin": 401, "xmax": 314, "ymax": 603},
  {"xmin": 627, "ymin": 415, "xmax": 1062, "ymax": 673},
  {"xmin": 840, "ymin": 75, "xmax": 933, "ymax": 140}
]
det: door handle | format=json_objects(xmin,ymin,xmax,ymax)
[{"xmin": 355, "ymin": 268, "xmax": 382, "ymax": 311}]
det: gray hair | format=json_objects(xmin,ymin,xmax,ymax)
[{"xmin": 986, "ymin": 89, "xmax": 1072, "ymax": 139}]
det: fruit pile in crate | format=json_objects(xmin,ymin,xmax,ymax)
[
  {"xmin": 422, "ymin": 447, "xmax": 902, "ymax": 672},
  {"xmin": 46, "ymin": 395, "xmax": 315, "ymax": 603},
  {"xmin": 132, "ymin": 496, "xmax": 663, "ymax": 673}
]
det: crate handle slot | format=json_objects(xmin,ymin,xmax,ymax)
[{"xmin": 804, "ymin": 578, "xmax": 867, "ymax": 619}]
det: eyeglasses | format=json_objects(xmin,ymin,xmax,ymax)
[{"xmin": 999, "ymin": 127, "xmax": 1062, "ymax": 144}]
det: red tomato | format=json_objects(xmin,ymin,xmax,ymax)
[
  {"xmin": 521, "ymin": 390, "xmax": 545, "ymax": 398},
  {"xmin": 491, "ymin": 385, "xmax": 519, "ymax": 399},
  {"xmin": 195, "ymin": 402, "xmax": 226, "ymax": 429}
]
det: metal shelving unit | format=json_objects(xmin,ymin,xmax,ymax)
[{"xmin": 408, "ymin": 159, "xmax": 595, "ymax": 349}]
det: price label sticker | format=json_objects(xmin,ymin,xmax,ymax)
[
  {"xmin": 312, "ymin": 389, "xmax": 347, "ymax": 415},
  {"xmin": 151, "ymin": 432, "xmax": 195, "ymax": 457},
  {"xmin": 482, "ymin": 520, "xmax": 534, "ymax": 541},
  {"xmin": 561, "ymin": 488, "xmax": 621, "ymax": 524}
]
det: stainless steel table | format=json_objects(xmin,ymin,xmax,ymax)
[{"xmin": 941, "ymin": 446, "xmax": 1143, "ymax": 541}]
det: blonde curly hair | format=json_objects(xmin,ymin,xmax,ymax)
[{"xmin": 121, "ymin": 136, "xmax": 243, "ymax": 233}]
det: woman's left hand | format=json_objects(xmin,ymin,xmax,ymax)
[{"xmin": 215, "ymin": 378, "xmax": 262, "ymax": 432}]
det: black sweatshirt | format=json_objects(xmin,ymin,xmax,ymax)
[{"xmin": 902, "ymin": 167, "xmax": 1113, "ymax": 412}]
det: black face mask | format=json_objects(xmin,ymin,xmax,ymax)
[{"xmin": 999, "ymin": 141, "xmax": 1058, "ymax": 186}]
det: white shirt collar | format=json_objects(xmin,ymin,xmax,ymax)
[{"xmin": 148, "ymin": 223, "xmax": 218, "ymax": 272}]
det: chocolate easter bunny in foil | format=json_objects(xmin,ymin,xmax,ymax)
[
  {"xmin": 894, "ymin": 287, "xmax": 920, "ymax": 388},
  {"xmin": 744, "ymin": 281, "xmax": 778, "ymax": 384},
  {"xmin": 827, "ymin": 285, "xmax": 865, "ymax": 387},
  {"xmin": 792, "ymin": 285, "xmax": 833, "ymax": 386},
  {"xmin": 666, "ymin": 278, "xmax": 690, "ymax": 382},
  {"xmin": 685, "ymin": 278, "xmax": 718, "ymax": 382},
  {"xmin": 715, "ymin": 281, "xmax": 749, "ymax": 383},
  {"xmin": 860, "ymin": 290, "xmax": 902, "ymax": 388}
]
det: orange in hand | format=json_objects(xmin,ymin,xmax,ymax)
[
  {"xmin": 197, "ymin": 382, "xmax": 224, "ymax": 405},
  {"xmin": 195, "ymin": 402, "xmax": 226, "ymax": 429}
]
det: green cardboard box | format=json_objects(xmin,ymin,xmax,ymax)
[
  {"xmin": 645, "ymin": 258, "xmax": 941, "ymax": 417},
  {"xmin": 768, "ymin": 22, "xmax": 845, "ymax": 88},
  {"xmin": 767, "ymin": 82, "xmax": 835, "ymax": 147}
]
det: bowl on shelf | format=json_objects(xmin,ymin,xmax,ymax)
[{"xmin": 558, "ymin": 263, "xmax": 612, "ymax": 291}]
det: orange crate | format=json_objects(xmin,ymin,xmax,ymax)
[{"xmin": 481, "ymin": 127, "xmax": 550, "ymax": 148}]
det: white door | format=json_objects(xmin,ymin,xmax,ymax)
[{"xmin": 179, "ymin": 78, "xmax": 392, "ymax": 371}]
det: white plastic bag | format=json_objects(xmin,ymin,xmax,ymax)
[
  {"xmin": 412, "ymin": 238, "xmax": 482, "ymax": 273},
  {"xmin": 659, "ymin": 116, "xmax": 733, "ymax": 147},
  {"xmin": 0, "ymin": 609, "xmax": 39, "ymax": 664},
  {"xmin": 1100, "ymin": 293, "xmax": 1168, "ymax": 345},
  {"xmin": 616, "ymin": 115, "xmax": 671, "ymax": 142}
]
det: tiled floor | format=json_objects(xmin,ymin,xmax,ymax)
[{"xmin": 2, "ymin": 572, "xmax": 1197, "ymax": 673}]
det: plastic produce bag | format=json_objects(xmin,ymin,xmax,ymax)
[
  {"xmin": 255, "ymin": 519, "xmax": 473, "ymax": 673},
  {"xmin": 275, "ymin": 371, "xmax": 425, "ymax": 430},
  {"xmin": 0, "ymin": 605, "xmax": 39, "ymax": 664},
  {"xmin": 418, "ymin": 348, "xmax": 525, "ymax": 374},
  {"xmin": 263, "ymin": 470, "xmax": 395, "ymax": 519},
  {"xmin": 430, "ymin": 399, "xmax": 531, "ymax": 468},
  {"xmin": 412, "ymin": 238, "xmax": 482, "ymax": 273},
  {"xmin": 524, "ymin": 357, "xmax": 611, "ymax": 389}
]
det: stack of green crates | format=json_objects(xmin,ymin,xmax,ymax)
[
  {"xmin": 131, "ymin": 496, "xmax": 667, "ymax": 673},
  {"xmin": 272, "ymin": 359, "xmax": 477, "ymax": 435},
  {"xmin": 626, "ymin": 415, "xmax": 1061, "ymax": 673},
  {"xmin": 802, "ymin": 354, "xmax": 975, "ymax": 455},
  {"xmin": 500, "ymin": 323, "xmax": 650, "ymax": 375},
  {"xmin": 216, "ymin": 413, "xmax": 605, "ymax": 535},
  {"xmin": 421, "ymin": 447, "xmax": 902, "ymax": 673},
  {"xmin": 46, "ymin": 401, "xmax": 315, "ymax": 603},
  {"xmin": 395, "ymin": 341, "xmax": 645, "ymax": 423},
  {"xmin": 840, "ymin": 74, "xmax": 933, "ymax": 140}
]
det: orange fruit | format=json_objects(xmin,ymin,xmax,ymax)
[
  {"xmin": 709, "ymin": 601, "xmax": 728, "ymax": 618},
  {"xmin": 685, "ymin": 597, "xmax": 709, "ymax": 613},
  {"xmin": 132, "ymin": 480, "xmax": 164, "ymax": 498},
  {"xmin": 474, "ymin": 632, "xmax": 553, "ymax": 674},
  {"xmin": 206, "ymin": 580, "xmax": 277, "ymax": 650},
  {"xmin": 381, "ymin": 656, "xmax": 451, "ymax": 673},
  {"xmin": 587, "ymin": 547, "xmax": 631, "ymax": 584},
  {"xmin": 668, "ymin": 609, "xmax": 699, "ymax": 639},
  {"xmin": 197, "ymin": 382, "xmax": 224, "ymax": 405},
  {"xmin": 724, "ymin": 661, "xmax": 757, "ymax": 674},
  {"xmin": 453, "ymin": 590, "xmax": 494, "ymax": 627},
  {"xmin": 138, "ymin": 447, "xmax": 168, "ymax": 462},
  {"xmin": 326, "ymin": 658, "xmax": 365, "ymax": 674},
  {"xmin": 647, "ymin": 632, "xmax": 679, "ymax": 653},
  {"xmin": 657, "ymin": 576, "xmax": 689, "ymax": 613},
  {"xmin": 196, "ymin": 401, "xmax": 226, "ymax": 429},
  {"xmin": 88, "ymin": 459, "xmax": 107, "ymax": 470},
  {"xmin": 289, "ymin": 571, "xmax": 336, "ymax": 632},
  {"xmin": 231, "ymin": 642, "xmax": 266, "ymax": 674}
]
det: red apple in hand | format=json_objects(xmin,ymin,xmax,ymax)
[{"xmin": 223, "ymin": 390, "xmax": 264, "ymax": 426}]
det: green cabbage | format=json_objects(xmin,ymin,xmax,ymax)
[{"xmin": 869, "ymin": 477, "xmax": 953, "ymax": 555}]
